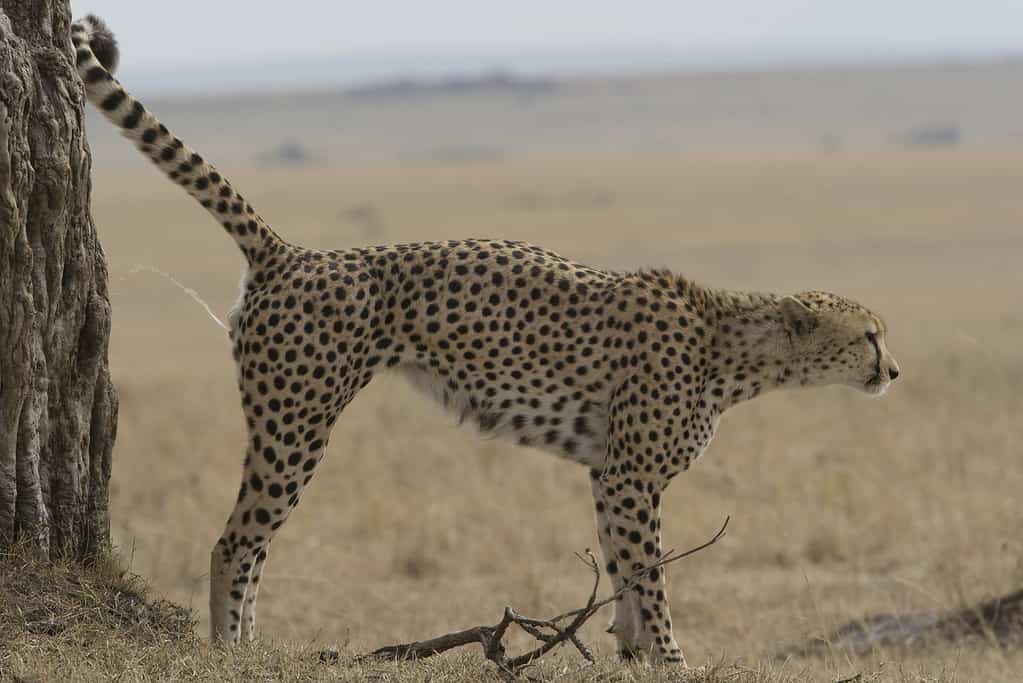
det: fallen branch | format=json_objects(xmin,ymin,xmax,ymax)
[
  {"xmin": 324, "ymin": 517, "xmax": 729, "ymax": 676},
  {"xmin": 779, "ymin": 587, "xmax": 1023, "ymax": 658}
]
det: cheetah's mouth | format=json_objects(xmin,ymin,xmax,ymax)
[{"xmin": 864, "ymin": 374, "xmax": 889, "ymax": 397}]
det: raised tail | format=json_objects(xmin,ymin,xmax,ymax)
[{"xmin": 72, "ymin": 15, "xmax": 285, "ymax": 265}]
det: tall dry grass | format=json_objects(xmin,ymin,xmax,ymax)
[{"xmin": 79, "ymin": 150, "xmax": 1023, "ymax": 680}]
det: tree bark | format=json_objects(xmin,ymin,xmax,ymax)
[{"xmin": 0, "ymin": 0, "xmax": 117, "ymax": 560}]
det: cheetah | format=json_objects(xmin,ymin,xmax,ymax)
[{"xmin": 73, "ymin": 15, "xmax": 899, "ymax": 665}]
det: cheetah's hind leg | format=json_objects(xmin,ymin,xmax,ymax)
[
  {"xmin": 209, "ymin": 406, "xmax": 347, "ymax": 643},
  {"xmin": 239, "ymin": 544, "xmax": 268, "ymax": 641}
]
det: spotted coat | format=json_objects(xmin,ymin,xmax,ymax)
[{"xmin": 73, "ymin": 16, "xmax": 900, "ymax": 664}]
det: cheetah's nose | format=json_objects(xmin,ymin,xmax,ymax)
[{"xmin": 888, "ymin": 367, "xmax": 899, "ymax": 381}]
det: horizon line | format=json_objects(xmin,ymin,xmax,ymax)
[{"xmin": 116, "ymin": 42, "xmax": 1023, "ymax": 99}]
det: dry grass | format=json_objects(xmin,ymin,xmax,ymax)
[
  {"xmin": 0, "ymin": 547, "xmax": 984, "ymax": 683},
  {"xmin": 14, "ymin": 148, "xmax": 1019, "ymax": 681}
]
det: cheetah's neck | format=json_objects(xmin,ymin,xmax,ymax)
[{"xmin": 698, "ymin": 290, "xmax": 812, "ymax": 411}]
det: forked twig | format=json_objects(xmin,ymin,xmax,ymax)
[{"xmin": 332, "ymin": 516, "xmax": 729, "ymax": 677}]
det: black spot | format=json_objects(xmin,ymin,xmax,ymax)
[
  {"xmin": 84, "ymin": 66, "xmax": 109, "ymax": 83},
  {"xmin": 100, "ymin": 89, "xmax": 127, "ymax": 111},
  {"xmin": 122, "ymin": 101, "xmax": 144, "ymax": 129}
]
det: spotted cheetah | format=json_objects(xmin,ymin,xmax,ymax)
[{"xmin": 73, "ymin": 16, "xmax": 899, "ymax": 665}]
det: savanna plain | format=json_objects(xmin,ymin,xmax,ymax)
[{"xmin": 5, "ymin": 96, "xmax": 1023, "ymax": 681}]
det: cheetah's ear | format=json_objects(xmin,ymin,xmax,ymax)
[{"xmin": 780, "ymin": 296, "xmax": 817, "ymax": 336}]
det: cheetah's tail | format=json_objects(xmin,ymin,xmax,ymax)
[{"xmin": 72, "ymin": 15, "xmax": 286, "ymax": 265}]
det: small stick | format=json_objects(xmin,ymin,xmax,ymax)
[{"xmin": 346, "ymin": 516, "xmax": 730, "ymax": 677}]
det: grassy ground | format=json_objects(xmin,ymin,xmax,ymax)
[
  {"xmin": 11, "ymin": 149, "xmax": 1020, "ymax": 681},
  {"xmin": 0, "ymin": 547, "xmax": 1001, "ymax": 682}
]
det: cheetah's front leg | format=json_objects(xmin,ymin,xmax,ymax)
[
  {"xmin": 592, "ymin": 471, "xmax": 685, "ymax": 665},
  {"xmin": 590, "ymin": 470, "xmax": 640, "ymax": 658}
]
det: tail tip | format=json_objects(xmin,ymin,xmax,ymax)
[{"xmin": 80, "ymin": 14, "xmax": 119, "ymax": 73}]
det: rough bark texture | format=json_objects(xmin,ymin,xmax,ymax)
[{"xmin": 0, "ymin": 0, "xmax": 117, "ymax": 560}]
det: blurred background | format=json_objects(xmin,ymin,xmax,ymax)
[
  {"xmin": 84, "ymin": 0, "xmax": 1023, "ymax": 166},
  {"xmin": 76, "ymin": 0, "xmax": 1023, "ymax": 678}
]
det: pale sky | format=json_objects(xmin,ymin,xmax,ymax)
[{"xmin": 72, "ymin": 0, "xmax": 1023, "ymax": 92}]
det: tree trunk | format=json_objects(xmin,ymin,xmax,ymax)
[{"xmin": 0, "ymin": 0, "xmax": 117, "ymax": 560}]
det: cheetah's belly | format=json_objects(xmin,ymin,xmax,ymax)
[{"xmin": 398, "ymin": 364, "xmax": 608, "ymax": 468}]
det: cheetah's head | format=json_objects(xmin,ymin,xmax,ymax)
[{"xmin": 779, "ymin": 292, "xmax": 899, "ymax": 397}]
